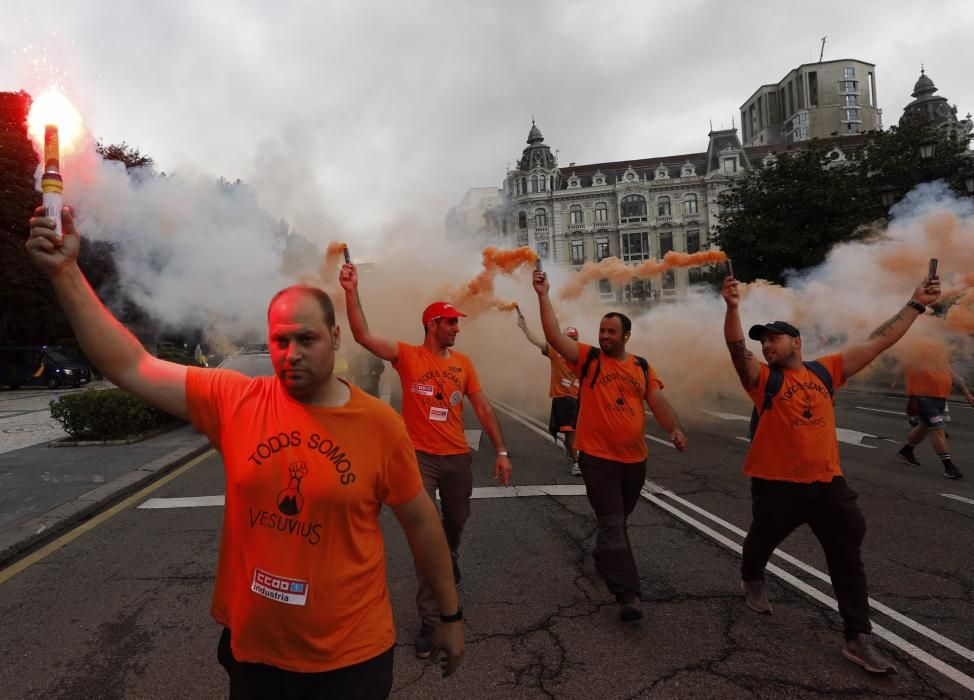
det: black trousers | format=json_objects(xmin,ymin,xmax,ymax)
[
  {"xmin": 217, "ymin": 628, "xmax": 395, "ymax": 700},
  {"xmin": 741, "ymin": 477, "xmax": 870, "ymax": 640},
  {"xmin": 577, "ymin": 452, "xmax": 647, "ymax": 599}
]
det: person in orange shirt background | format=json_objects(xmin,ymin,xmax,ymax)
[
  {"xmin": 27, "ymin": 208, "xmax": 464, "ymax": 698},
  {"xmin": 531, "ymin": 270, "xmax": 688, "ymax": 623},
  {"xmin": 341, "ymin": 262, "xmax": 513, "ymax": 659},
  {"xmin": 898, "ymin": 355, "xmax": 973, "ymax": 479},
  {"xmin": 516, "ymin": 312, "xmax": 582, "ymax": 476},
  {"xmin": 721, "ymin": 272, "xmax": 941, "ymax": 675}
]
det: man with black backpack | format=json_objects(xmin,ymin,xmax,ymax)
[
  {"xmin": 531, "ymin": 271, "xmax": 688, "ymax": 622},
  {"xmin": 721, "ymin": 272, "xmax": 941, "ymax": 674}
]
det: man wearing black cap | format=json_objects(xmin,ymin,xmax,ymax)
[
  {"xmin": 721, "ymin": 273, "xmax": 941, "ymax": 674},
  {"xmin": 340, "ymin": 263, "xmax": 513, "ymax": 658},
  {"xmin": 516, "ymin": 315, "xmax": 582, "ymax": 476}
]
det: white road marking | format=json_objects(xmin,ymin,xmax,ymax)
[
  {"xmin": 700, "ymin": 409, "xmax": 878, "ymax": 448},
  {"xmin": 941, "ymin": 494, "xmax": 974, "ymax": 506},
  {"xmin": 465, "ymin": 429, "xmax": 482, "ymax": 451},
  {"xmin": 856, "ymin": 406, "xmax": 904, "ymax": 416}
]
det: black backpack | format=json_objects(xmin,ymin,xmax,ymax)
[
  {"xmin": 578, "ymin": 346, "xmax": 650, "ymax": 394},
  {"xmin": 747, "ymin": 361, "xmax": 834, "ymax": 439}
]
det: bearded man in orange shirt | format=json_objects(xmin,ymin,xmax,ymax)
[
  {"xmin": 27, "ymin": 208, "xmax": 464, "ymax": 698},
  {"xmin": 721, "ymin": 272, "xmax": 940, "ymax": 674},
  {"xmin": 531, "ymin": 270, "xmax": 688, "ymax": 622}
]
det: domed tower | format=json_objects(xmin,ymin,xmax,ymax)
[
  {"xmin": 505, "ymin": 120, "xmax": 560, "ymax": 199},
  {"xmin": 900, "ymin": 68, "xmax": 973, "ymax": 139}
]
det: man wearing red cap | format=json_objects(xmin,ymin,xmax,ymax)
[
  {"xmin": 341, "ymin": 263, "xmax": 513, "ymax": 658},
  {"xmin": 516, "ymin": 314, "xmax": 582, "ymax": 476}
]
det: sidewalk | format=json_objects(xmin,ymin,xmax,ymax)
[{"xmin": 0, "ymin": 423, "xmax": 212, "ymax": 566}]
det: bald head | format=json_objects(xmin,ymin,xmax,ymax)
[{"xmin": 268, "ymin": 285, "xmax": 336, "ymax": 329}]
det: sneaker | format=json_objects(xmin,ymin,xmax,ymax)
[
  {"xmin": 414, "ymin": 622, "xmax": 435, "ymax": 659},
  {"xmin": 741, "ymin": 580, "xmax": 773, "ymax": 614},
  {"xmin": 944, "ymin": 464, "xmax": 963, "ymax": 480},
  {"xmin": 897, "ymin": 446, "xmax": 920, "ymax": 466},
  {"xmin": 842, "ymin": 633, "xmax": 897, "ymax": 674},
  {"xmin": 618, "ymin": 592, "xmax": 643, "ymax": 622},
  {"xmin": 571, "ymin": 461, "xmax": 581, "ymax": 477}
]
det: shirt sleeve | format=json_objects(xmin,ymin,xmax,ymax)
[
  {"xmin": 185, "ymin": 367, "xmax": 254, "ymax": 452},
  {"xmin": 380, "ymin": 428, "xmax": 424, "ymax": 507},
  {"xmin": 817, "ymin": 354, "xmax": 846, "ymax": 390},
  {"xmin": 570, "ymin": 342, "xmax": 593, "ymax": 377},
  {"xmin": 392, "ymin": 342, "xmax": 411, "ymax": 372},
  {"xmin": 745, "ymin": 363, "xmax": 773, "ymax": 407},
  {"xmin": 464, "ymin": 354, "xmax": 482, "ymax": 396},
  {"xmin": 645, "ymin": 365, "xmax": 664, "ymax": 398}
]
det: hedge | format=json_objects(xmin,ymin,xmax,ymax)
[{"xmin": 50, "ymin": 388, "xmax": 183, "ymax": 440}]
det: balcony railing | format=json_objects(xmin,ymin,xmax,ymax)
[
  {"xmin": 533, "ymin": 226, "xmax": 549, "ymax": 236},
  {"xmin": 567, "ymin": 222, "xmax": 587, "ymax": 233},
  {"xmin": 656, "ymin": 214, "xmax": 673, "ymax": 223},
  {"xmin": 661, "ymin": 289, "xmax": 681, "ymax": 298},
  {"xmin": 516, "ymin": 233, "xmax": 529, "ymax": 246},
  {"xmin": 684, "ymin": 210, "xmax": 701, "ymax": 220}
]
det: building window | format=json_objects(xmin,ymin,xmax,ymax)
[
  {"xmin": 569, "ymin": 205, "xmax": 583, "ymax": 225},
  {"xmin": 534, "ymin": 208, "xmax": 547, "ymax": 228},
  {"xmin": 843, "ymin": 95, "xmax": 858, "ymax": 106},
  {"xmin": 847, "ymin": 122, "xmax": 861, "ymax": 134},
  {"xmin": 594, "ymin": 203, "xmax": 608, "ymax": 223},
  {"xmin": 571, "ymin": 241, "xmax": 585, "ymax": 265},
  {"xmin": 684, "ymin": 194, "xmax": 698, "ymax": 215},
  {"xmin": 686, "ymin": 230, "xmax": 700, "ymax": 254},
  {"xmin": 624, "ymin": 279, "xmax": 652, "ymax": 302},
  {"xmin": 532, "ymin": 175, "xmax": 547, "ymax": 193},
  {"xmin": 792, "ymin": 127, "xmax": 808, "ymax": 142},
  {"xmin": 723, "ymin": 157, "xmax": 737, "ymax": 174},
  {"xmin": 797, "ymin": 113, "xmax": 808, "ymax": 126},
  {"xmin": 537, "ymin": 241, "xmax": 549, "ymax": 258},
  {"xmin": 844, "ymin": 109, "xmax": 860, "ymax": 122},
  {"xmin": 659, "ymin": 231, "xmax": 673, "ymax": 257},
  {"xmin": 621, "ymin": 231, "xmax": 650, "ymax": 262},
  {"xmin": 598, "ymin": 279, "xmax": 613, "ymax": 295},
  {"xmin": 596, "ymin": 238, "xmax": 609, "ymax": 261},
  {"xmin": 843, "ymin": 66, "xmax": 855, "ymax": 79},
  {"xmin": 840, "ymin": 80, "xmax": 857, "ymax": 94},
  {"xmin": 520, "ymin": 177, "xmax": 527, "ymax": 194},
  {"xmin": 808, "ymin": 71, "xmax": 818, "ymax": 106},
  {"xmin": 662, "ymin": 270, "xmax": 676, "ymax": 289},
  {"xmin": 688, "ymin": 267, "xmax": 704, "ymax": 285},
  {"xmin": 620, "ymin": 195, "xmax": 647, "ymax": 222},
  {"xmin": 656, "ymin": 196, "xmax": 671, "ymax": 217},
  {"xmin": 518, "ymin": 212, "xmax": 527, "ymax": 229}
]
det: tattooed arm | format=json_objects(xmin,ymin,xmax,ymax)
[
  {"xmin": 721, "ymin": 276, "xmax": 761, "ymax": 390},
  {"xmin": 840, "ymin": 276, "xmax": 942, "ymax": 381}
]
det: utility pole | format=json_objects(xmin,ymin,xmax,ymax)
[{"xmin": 819, "ymin": 36, "xmax": 827, "ymax": 63}]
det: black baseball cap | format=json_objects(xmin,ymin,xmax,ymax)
[{"xmin": 748, "ymin": 321, "xmax": 800, "ymax": 340}]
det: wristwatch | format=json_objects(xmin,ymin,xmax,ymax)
[
  {"xmin": 439, "ymin": 607, "xmax": 463, "ymax": 623},
  {"xmin": 906, "ymin": 300, "xmax": 926, "ymax": 314}
]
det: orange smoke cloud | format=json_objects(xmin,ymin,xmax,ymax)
[
  {"xmin": 558, "ymin": 249, "xmax": 728, "ymax": 300},
  {"xmin": 945, "ymin": 288, "xmax": 974, "ymax": 335},
  {"xmin": 439, "ymin": 246, "xmax": 538, "ymax": 316}
]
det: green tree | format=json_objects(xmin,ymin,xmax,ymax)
[
  {"xmin": 714, "ymin": 116, "xmax": 973, "ymax": 284},
  {"xmin": 94, "ymin": 140, "xmax": 154, "ymax": 171}
]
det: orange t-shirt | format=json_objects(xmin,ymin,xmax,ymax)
[
  {"xmin": 186, "ymin": 368, "xmax": 422, "ymax": 673},
  {"xmin": 905, "ymin": 365, "xmax": 951, "ymax": 399},
  {"xmin": 570, "ymin": 343, "xmax": 663, "ymax": 463},
  {"xmin": 393, "ymin": 342, "xmax": 482, "ymax": 455},
  {"xmin": 545, "ymin": 346, "xmax": 579, "ymax": 399},
  {"xmin": 744, "ymin": 354, "xmax": 846, "ymax": 483}
]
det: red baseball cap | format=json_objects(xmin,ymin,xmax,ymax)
[{"xmin": 422, "ymin": 301, "xmax": 466, "ymax": 325}]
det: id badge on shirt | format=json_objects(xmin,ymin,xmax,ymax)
[
  {"xmin": 560, "ymin": 378, "xmax": 573, "ymax": 388},
  {"xmin": 429, "ymin": 406, "xmax": 449, "ymax": 422}
]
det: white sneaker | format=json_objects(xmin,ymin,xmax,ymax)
[{"xmin": 571, "ymin": 462, "xmax": 581, "ymax": 477}]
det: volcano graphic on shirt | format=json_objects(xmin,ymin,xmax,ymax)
[{"xmin": 277, "ymin": 461, "xmax": 308, "ymax": 516}]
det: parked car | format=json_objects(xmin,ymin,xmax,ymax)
[
  {"xmin": 218, "ymin": 350, "xmax": 274, "ymax": 378},
  {"xmin": 0, "ymin": 346, "xmax": 92, "ymax": 389}
]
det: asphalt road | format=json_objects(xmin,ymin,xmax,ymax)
[{"xmin": 0, "ymin": 388, "xmax": 972, "ymax": 699}]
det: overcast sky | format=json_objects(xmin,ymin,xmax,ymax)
[{"xmin": 3, "ymin": 0, "xmax": 973, "ymax": 235}]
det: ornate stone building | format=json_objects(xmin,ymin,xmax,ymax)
[{"xmin": 900, "ymin": 68, "xmax": 973, "ymax": 139}]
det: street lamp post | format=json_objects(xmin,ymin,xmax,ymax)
[
  {"xmin": 880, "ymin": 187, "xmax": 897, "ymax": 208},
  {"xmin": 918, "ymin": 139, "xmax": 937, "ymax": 160}
]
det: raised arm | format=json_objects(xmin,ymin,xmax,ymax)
[
  {"xmin": 516, "ymin": 315, "xmax": 548, "ymax": 354},
  {"xmin": 27, "ymin": 208, "xmax": 188, "ymax": 420},
  {"xmin": 532, "ymin": 271, "xmax": 579, "ymax": 364},
  {"xmin": 721, "ymin": 276, "xmax": 761, "ymax": 390},
  {"xmin": 392, "ymin": 492, "xmax": 463, "ymax": 677},
  {"xmin": 840, "ymin": 277, "xmax": 941, "ymax": 381},
  {"xmin": 467, "ymin": 391, "xmax": 513, "ymax": 486},
  {"xmin": 339, "ymin": 263, "xmax": 399, "ymax": 363}
]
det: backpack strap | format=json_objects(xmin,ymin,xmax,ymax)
[
  {"xmin": 579, "ymin": 346, "xmax": 602, "ymax": 389},
  {"xmin": 748, "ymin": 366, "xmax": 784, "ymax": 439},
  {"xmin": 634, "ymin": 355, "xmax": 650, "ymax": 396},
  {"xmin": 804, "ymin": 360, "xmax": 834, "ymax": 400}
]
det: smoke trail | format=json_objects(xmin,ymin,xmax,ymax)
[
  {"xmin": 558, "ymin": 249, "xmax": 728, "ymax": 300},
  {"xmin": 438, "ymin": 246, "xmax": 538, "ymax": 316}
]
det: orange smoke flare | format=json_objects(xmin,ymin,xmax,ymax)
[
  {"xmin": 439, "ymin": 246, "xmax": 537, "ymax": 316},
  {"xmin": 558, "ymin": 249, "xmax": 728, "ymax": 299}
]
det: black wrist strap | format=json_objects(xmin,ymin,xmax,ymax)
[
  {"xmin": 439, "ymin": 607, "xmax": 463, "ymax": 623},
  {"xmin": 906, "ymin": 300, "xmax": 926, "ymax": 314}
]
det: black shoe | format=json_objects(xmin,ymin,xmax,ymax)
[
  {"xmin": 897, "ymin": 446, "xmax": 920, "ymax": 466},
  {"xmin": 618, "ymin": 592, "xmax": 643, "ymax": 622},
  {"xmin": 414, "ymin": 622, "xmax": 435, "ymax": 658},
  {"xmin": 843, "ymin": 633, "xmax": 897, "ymax": 674},
  {"xmin": 944, "ymin": 464, "xmax": 963, "ymax": 480},
  {"xmin": 741, "ymin": 580, "xmax": 773, "ymax": 614}
]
